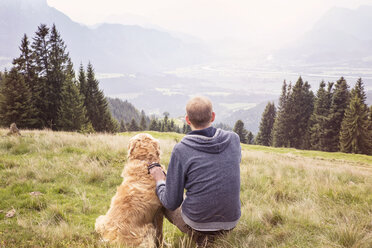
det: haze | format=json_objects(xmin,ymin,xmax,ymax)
[{"xmin": 47, "ymin": 0, "xmax": 372, "ymax": 50}]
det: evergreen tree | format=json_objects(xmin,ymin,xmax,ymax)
[
  {"xmin": 149, "ymin": 119, "xmax": 158, "ymax": 131},
  {"xmin": 287, "ymin": 77, "xmax": 314, "ymax": 149},
  {"xmin": 182, "ymin": 123, "xmax": 191, "ymax": 133},
  {"xmin": 369, "ymin": 106, "xmax": 372, "ymax": 132},
  {"xmin": 128, "ymin": 118, "xmax": 139, "ymax": 131},
  {"xmin": 351, "ymin": 78, "xmax": 367, "ymax": 105},
  {"xmin": 339, "ymin": 80, "xmax": 371, "ymax": 155},
  {"xmin": 31, "ymin": 24, "xmax": 50, "ymax": 127},
  {"xmin": 256, "ymin": 102, "xmax": 276, "ymax": 146},
  {"xmin": 339, "ymin": 94, "xmax": 371, "ymax": 155},
  {"xmin": 85, "ymin": 63, "xmax": 117, "ymax": 132},
  {"xmin": 310, "ymin": 81, "xmax": 334, "ymax": 151},
  {"xmin": 12, "ymin": 34, "xmax": 43, "ymax": 128},
  {"xmin": 233, "ymin": 120, "xmax": 248, "ymax": 144},
  {"xmin": 119, "ymin": 120, "xmax": 127, "ymax": 132},
  {"xmin": 185, "ymin": 124, "xmax": 191, "ymax": 133},
  {"xmin": 0, "ymin": 68, "xmax": 37, "ymax": 128},
  {"xmin": 140, "ymin": 111, "xmax": 147, "ymax": 131},
  {"xmin": 48, "ymin": 24, "xmax": 69, "ymax": 129},
  {"xmin": 78, "ymin": 63, "xmax": 87, "ymax": 102},
  {"xmin": 273, "ymin": 81, "xmax": 291, "ymax": 147},
  {"xmin": 163, "ymin": 112, "xmax": 169, "ymax": 132},
  {"xmin": 246, "ymin": 131, "xmax": 254, "ymax": 144},
  {"xmin": 169, "ymin": 119, "xmax": 175, "ymax": 132},
  {"xmin": 0, "ymin": 71, "xmax": 4, "ymax": 85},
  {"xmin": 328, "ymin": 77, "xmax": 350, "ymax": 151},
  {"xmin": 56, "ymin": 61, "xmax": 88, "ymax": 131},
  {"xmin": 175, "ymin": 125, "xmax": 181, "ymax": 133}
]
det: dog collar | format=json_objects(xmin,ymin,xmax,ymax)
[
  {"xmin": 147, "ymin": 162, "xmax": 166, "ymax": 176},
  {"xmin": 147, "ymin": 162, "xmax": 162, "ymax": 174}
]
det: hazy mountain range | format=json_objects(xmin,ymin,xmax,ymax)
[
  {"xmin": 276, "ymin": 5, "xmax": 372, "ymax": 66},
  {"xmin": 0, "ymin": 0, "xmax": 209, "ymax": 73}
]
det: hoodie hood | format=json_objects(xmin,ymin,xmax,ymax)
[{"xmin": 180, "ymin": 129, "xmax": 232, "ymax": 154}]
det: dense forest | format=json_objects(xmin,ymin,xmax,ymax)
[
  {"xmin": 239, "ymin": 77, "xmax": 372, "ymax": 155},
  {"xmin": 0, "ymin": 24, "xmax": 117, "ymax": 132}
]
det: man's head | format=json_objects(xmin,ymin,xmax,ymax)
[{"xmin": 186, "ymin": 96, "xmax": 215, "ymax": 130}]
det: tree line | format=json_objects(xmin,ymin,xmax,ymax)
[
  {"xmin": 0, "ymin": 24, "xmax": 117, "ymax": 132},
  {"xmin": 120, "ymin": 111, "xmax": 190, "ymax": 134},
  {"xmin": 245, "ymin": 77, "xmax": 371, "ymax": 155}
]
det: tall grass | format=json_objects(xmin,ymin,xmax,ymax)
[{"xmin": 0, "ymin": 129, "xmax": 371, "ymax": 247}]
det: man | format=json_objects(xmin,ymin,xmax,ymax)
[{"xmin": 150, "ymin": 96, "xmax": 241, "ymax": 247}]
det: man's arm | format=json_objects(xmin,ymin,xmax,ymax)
[{"xmin": 150, "ymin": 149, "xmax": 185, "ymax": 211}]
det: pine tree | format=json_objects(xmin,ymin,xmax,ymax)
[
  {"xmin": 169, "ymin": 119, "xmax": 175, "ymax": 132},
  {"xmin": 310, "ymin": 81, "xmax": 334, "ymax": 151},
  {"xmin": 182, "ymin": 123, "xmax": 191, "ymax": 133},
  {"xmin": 140, "ymin": 111, "xmax": 147, "ymax": 131},
  {"xmin": 256, "ymin": 102, "xmax": 276, "ymax": 146},
  {"xmin": 339, "ymin": 80, "xmax": 371, "ymax": 155},
  {"xmin": 56, "ymin": 61, "xmax": 88, "ymax": 131},
  {"xmin": 0, "ymin": 68, "xmax": 37, "ymax": 128},
  {"xmin": 351, "ymin": 78, "xmax": 367, "ymax": 105},
  {"xmin": 287, "ymin": 77, "xmax": 314, "ymax": 149},
  {"xmin": 85, "ymin": 63, "xmax": 117, "ymax": 132},
  {"xmin": 31, "ymin": 24, "xmax": 50, "ymax": 127},
  {"xmin": 328, "ymin": 77, "xmax": 350, "ymax": 151},
  {"xmin": 246, "ymin": 131, "xmax": 254, "ymax": 144},
  {"xmin": 0, "ymin": 71, "xmax": 4, "ymax": 85},
  {"xmin": 48, "ymin": 24, "xmax": 69, "ymax": 129},
  {"xmin": 163, "ymin": 112, "xmax": 169, "ymax": 132},
  {"xmin": 369, "ymin": 106, "xmax": 372, "ymax": 132},
  {"xmin": 273, "ymin": 81, "xmax": 291, "ymax": 147},
  {"xmin": 233, "ymin": 120, "xmax": 248, "ymax": 144},
  {"xmin": 128, "ymin": 118, "xmax": 139, "ymax": 131},
  {"xmin": 119, "ymin": 120, "xmax": 127, "ymax": 132},
  {"xmin": 12, "ymin": 34, "xmax": 43, "ymax": 128},
  {"xmin": 185, "ymin": 124, "xmax": 191, "ymax": 133},
  {"xmin": 78, "ymin": 63, "xmax": 87, "ymax": 102},
  {"xmin": 149, "ymin": 119, "xmax": 158, "ymax": 131}
]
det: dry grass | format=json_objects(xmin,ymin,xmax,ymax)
[{"xmin": 0, "ymin": 129, "xmax": 371, "ymax": 247}]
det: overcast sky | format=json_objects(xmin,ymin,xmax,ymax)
[{"xmin": 47, "ymin": 0, "xmax": 372, "ymax": 49}]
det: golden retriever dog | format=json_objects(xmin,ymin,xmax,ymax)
[{"xmin": 95, "ymin": 133, "xmax": 165, "ymax": 247}]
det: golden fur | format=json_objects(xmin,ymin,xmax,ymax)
[{"xmin": 95, "ymin": 133, "xmax": 165, "ymax": 247}]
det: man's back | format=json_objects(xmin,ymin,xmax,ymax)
[{"xmin": 156, "ymin": 128, "xmax": 241, "ymax": 231}]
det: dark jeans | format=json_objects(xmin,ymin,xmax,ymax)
[{"xmin": 164, "ymin": 207, "xmax": 231, "ymax": 247}]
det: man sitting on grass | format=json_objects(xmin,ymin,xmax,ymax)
[{"xmin": 150, "ymin": 96, "xmax": 241, "ymax": 247}]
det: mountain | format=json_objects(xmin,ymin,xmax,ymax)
[
  {"xmin": 107, "ymin": 97, "xmax": 150, "ymax": 125},
  {"xmin": 276, "ymin": 5, "xmax": 372, "ymax": 66},
  {"xmin": 220, "ymin": 101, "xmax": 272, "ymax": 134},
  {"xmin": 0, "ymin": 0, "xmax": 209, "ymax": 73}
]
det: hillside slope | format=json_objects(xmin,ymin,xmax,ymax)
[
  {"xmin": 0, "ymin": 130, "xmax": 371, "ymax": 247},
  {"xmin": 0, "ymin": 0, "xmax": 208, "ymax": 73}
]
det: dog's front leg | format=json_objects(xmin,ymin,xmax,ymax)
[{"xmin": 153, "ymin": 207, "xmax": 164, "ymax": 248}]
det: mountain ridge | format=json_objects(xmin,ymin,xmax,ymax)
[{"xmin": 0, "ymin": 0, "xmax": 209, "ymax": 73}]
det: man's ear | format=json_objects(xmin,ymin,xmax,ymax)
[
  {"xmin": 185, "ymin": 115, "xmax": 192, "ymax": 125},
  {"xmin": 211, "ymin": 112, "xmax": 216, "ymax": 123}
]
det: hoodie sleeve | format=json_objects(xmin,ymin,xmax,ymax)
[{"xmin": 156, "ymin": 146, "xmax": 185, "ymax": 211}]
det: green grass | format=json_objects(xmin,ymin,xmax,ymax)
[{"xmin": 0, "ymin": 129, "xmax": 371, "ymax": 247}]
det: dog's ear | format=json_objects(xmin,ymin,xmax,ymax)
[
  {"xmin": 127, "ymin": 137, "xmax": 137, "ymax": 159},
  {"xmin": 153, "ymin": 139, "xmax": 161, "ymax": 158}
]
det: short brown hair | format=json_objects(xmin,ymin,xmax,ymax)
[{"xmin": 186, "ymin": 96, "xmax": 213, "ymax": 128}]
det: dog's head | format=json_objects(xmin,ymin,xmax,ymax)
[{"xmin": 128, "ymin": 133, "xmax": 160, "ymax": 162}]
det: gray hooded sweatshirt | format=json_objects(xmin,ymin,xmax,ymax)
[{"xmin": 156, "ymin": 128, "xmax": 241, "ymax": 231}]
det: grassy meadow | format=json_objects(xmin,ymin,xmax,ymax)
[{"xmin": 0, "ymin": 129, "xmax": 371, "ymax": 247}]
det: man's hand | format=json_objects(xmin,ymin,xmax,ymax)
[{"xmin": 149, "ymin": 167, "xmax": 166, "ymax": 182}]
